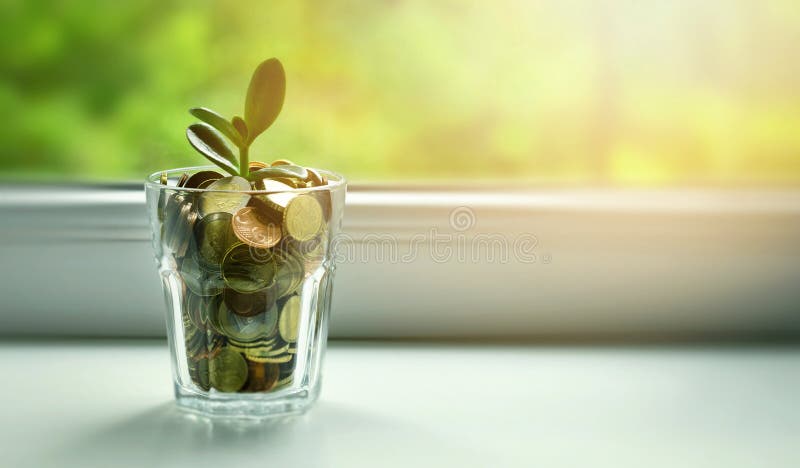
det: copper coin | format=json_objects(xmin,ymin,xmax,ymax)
[
  {"xmin": 243, "ymin": 359, "xmax": 280, "ymax": 392},
  {"xmin": 232, "ymin": 206, "xmax": 282, "ymax": 249}
]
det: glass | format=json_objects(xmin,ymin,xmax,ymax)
[{"xmin": 144, "ymin": 166, "xmax": 346, "ymax": 418}]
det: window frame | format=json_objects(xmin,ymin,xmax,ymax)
[{"xmin": 1, "ymin": 184, "xmax": 799, "ymax": 340}]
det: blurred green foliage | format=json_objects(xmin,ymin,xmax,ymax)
[{"xmin": 1, "ymin": 0, "xmax": 799, "ymax": 184}]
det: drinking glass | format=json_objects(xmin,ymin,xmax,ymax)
[{"xmin": 144, "ymin": 166, "xmax": 345, "ymax": 418}]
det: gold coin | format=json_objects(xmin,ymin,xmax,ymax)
[
  {"xmin": 272, "ymin": 247, "xmax": 305, "ymax": 298},
  {"xmin": 193, "ymin": 212, "xmax": 236, "ymax": 268},
  {"xmin": 270, "ymin": 159, "xmax": 296, "ymax": 166},
  {"xmin": 252, "ymin": 178, "xmax": 295, "ymax": 193},
  {"xmin": 221, "ymin": 243, "xmax": 277, "ymax": 293},
  {"xmin": 228, "ymin": 336, "xmax": 278, "ymax": 353},
  {"xmin": 177, "ymin": 172, "xmax": 189, "ymax": 187},
  {"xmin": 312, "ymin": 190, "xmax": 333, "ymax": 221},
  {"xmin": 159, "ymin": 172, "xmax": 168, "ymax": 185},
  {"xmin": 284, "ymin": 195, "xmax": 323, "ymax": 242},
  {"xmin": 278, "ymin": 295, "xmax": 301, "ymax": 343},
  {"xmin": 223, "ymin": 286, "xmax": 276, "ymax": 318},
  {"xmin": 231, "ymin": 206, "xmax": 282, "ymax": 249},
  {"xmin": 218, "ymin": 300, "xmax": 278, "ymax": 342},
  {"xmin": 266, "ymin": 191, "xmax": 296, "ymax": 210},
  {"xmin": 249, "ymin": 161, "xmax": 269, "ymax": 171},
  {"xmin": 165, "ymin": 200, "xmax": 198, "ymax": 258},
  {"xmin": 246, "ymin": 343, "xmax": 289, "ymax": 360},
  {"xmin": 200, "ymin": 176, "xmax": 251, "ymax": 216},
  {"xmin": 274, "ymin": 177, "xmax": 308, "ymax": 189},
  {"xmin": 209, "ymin": 347, "xmax": 248, "ymax": 392},
  {"xmin": 246, "ymin": 354, "xmax": 292, "ymax": 364},
  {"xmin": 306, "ymin": 168, "xmax": 325, "ymax": 187}
]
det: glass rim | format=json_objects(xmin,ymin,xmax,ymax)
[{"xmin": 145, "ymin": 165, "xmax": 346, "ymax": 195}]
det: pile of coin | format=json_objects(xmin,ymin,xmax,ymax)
[{"xmin": 158, "ymin": 160, "xmax": 330, "ymax": 393}]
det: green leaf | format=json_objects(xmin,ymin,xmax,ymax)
[
  {"xmin": 244, "ymin": 58, "xmax": 285, "ymax": 143},
  {"xmin": 189, "ymin": 107, "xmax": 243, "ymax": 148},
  {"xmin": 186, "ymin": 123, "xmax": 239, "ymax": 176},
  {"xmin": 232, "ymin": 116, "xmax": 248, "ymax": 141},
  {"xmin": 248, "ymin": 165, "xmax": 308, "ymax": 182}
]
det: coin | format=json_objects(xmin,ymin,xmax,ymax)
[
  {"xmin": 243, "ymin": 360, "xmax": 280, "ymax": 392},
  {"xmin": 275, "ymin": 177, "xmax": 308, "ymax": 188},
  {"xmin": 221, "ymin": 243, "xmax": 277, "ymax": 293},
  {"xmin": 284, "ymin": 195, "xmax": 323, "ymax": 242},
  {"xmin": 278, "ymin": 295, "xmax": 301, "ymax": 343},
  {"xmin": 245, "ymin": 341, "xmax": 288, "ymax": 357},
  {"xmin": 163, "ymin": 194, "xmax": 198, "ymax": 258},
  {"xmin": 247, "ymin": 195, "xmax": 282, "ymax": 223},
  {"xmin": 228, "ymin": 336, "xmax": 278, "ymax": 352},
  {"xmin": 206, "ymin": 330, "xmax": 226, "ymax": 354},
  {"xmin": 177, "ymin": 172, "xmax": 190, "ymax": 187},
  {"xmin": 223, "ymin": 287, "xmax": 276, "ymax": 317},
  {"xmin": 159, "ymin": 172, "xmax": 168, "ymax": 185},
  {"xmin": 250, "ymin": 166, "xmax": 308, "ymax": 184},
  {"xmin": 249, "ymin": 161, "xmax": 269, "ymax": 171},
  {"xmin": 206, "ymin": 299, "xmax": 226, "ymax": 334},
  {"xmin": 270, "ymin": 159, "xmax": 295, "ymax": 166},
  {"xmin": 232, "ymin": 206, "xmax": 282, "ymax": 249},
  {"xmin": 200, "ymin": 176, "xmax": 251, "ymax": 216},
  {"xmin": 306, "ymin": 168, "xmax": 325, "ymax": 186},
  {"xmin": 273, "ymin": 374, "xmax": 293, "ymax": 389},
  {"xmin": 186, "ymin": 291, "xmax": 216, "ymax": 328},
  {"xmin": 184, "ymin": 319, "xmax": 204, "ymax": 358},
  {"xmin": 252, "ymin": 178, "xmax": 295, "ymax": 193},
  {"xmin": 184, "ymin": 170, "xmax": 223, "ymax": 189},
  {"xmin": 299, "ymin": 238, "xmax": 326, "ymax": 276},
  {"xmin": 218, "ymin": 300, "xmax": 278, "ymax": 342},
  {"xmin": 193, "ymin": 212, "xmax": 236, "ymax": 269},
  {"xmin": 196, "ymin": 358, "xmax": 211, "ymax": 391},
  {"xmin": 312, "ymin": 189, "xmax": 333, "ymax": 221},
  {"xmin": 247, "ymin": 353, "xmax": 292, "ymax": 364},
  {"xmin": 197, "ymin": 179, "xmax": 217, "ymax": 189},
  {"xmin": 209, "ymin": 347, "xmax": 248, "ymax": 392},
  {"xmin": 283, "ymin": 234, "xmax": 326, "ymax": 270},
  {"xmin": 279, "ymin": 359, "xmax": 296, "ymax": 376},
  {"xmin": 272, "ymin": 248, "xmax": 305, "ymax": 298},
  {"xmin": 180, "ymin": 254, "xmax": 225, "ymax": 297}
]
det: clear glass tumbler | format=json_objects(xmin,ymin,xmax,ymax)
[{"xmin": 144, "ymin": 166, "xmax": 345, "ymax": 418}]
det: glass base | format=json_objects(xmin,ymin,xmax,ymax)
[{"xmin": 174, "ymin": 382, "xmax": 321, "ymax": 420}]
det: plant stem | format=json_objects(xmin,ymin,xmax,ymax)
[{"xmin": 240, "ymin": 145, "xmax": 249, "ymax": 178}]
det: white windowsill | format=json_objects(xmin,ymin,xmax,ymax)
[{"xmin": 1, "ymin": 340, "xmax": 798, "ymax": 468}]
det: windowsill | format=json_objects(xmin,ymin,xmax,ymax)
[
  {"xmin": 1, "ymin": 339, "xmax": 798, "ymax": 467},
  {"xmin": 1, "ymin": 185, "xmax": 799, "ymax": 340}
]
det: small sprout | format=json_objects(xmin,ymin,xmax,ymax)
[
  {"xmin": 186, "ymin": 58, "xmax": 287, "ymax": 178},
  {"xmin": 232, "ymin": 116, "xmax": 248, "ymax": 141},
  {"xmin": 190, "ymin": 107, "xmax": 244, "ymax": 148},
  {"xmin": 244, "ymin": 58, "xmax": 286, "ymax": 144},
  {"xmin": 186, "ymin": 123, "xmax": 240, "ymax": 176}
]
